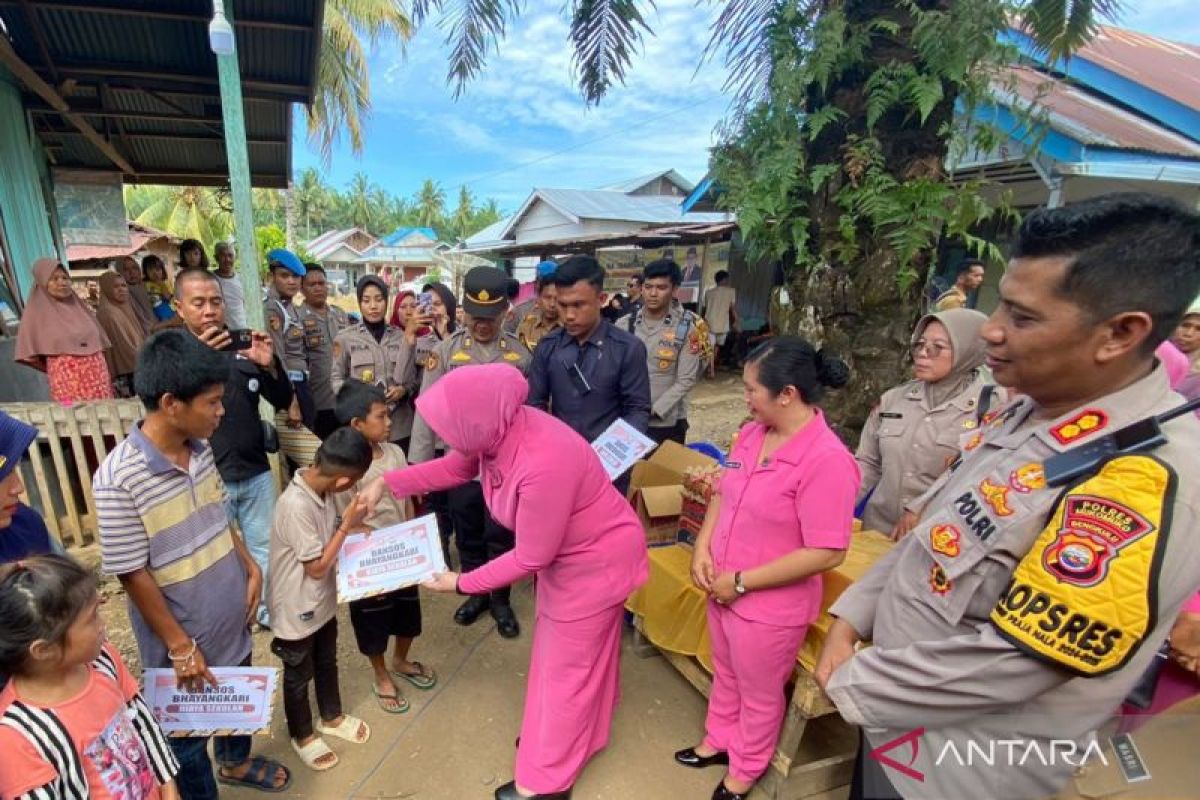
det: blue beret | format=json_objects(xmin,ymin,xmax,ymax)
[
  {"xmin": 267, "ymin": 249, "xmax": 306, "ymax": 277},
  {"xmin": 536, "ymin": 260, "xmax": 558, "ymax": 279}
]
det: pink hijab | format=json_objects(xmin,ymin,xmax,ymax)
[
  {"xmin": 16, "ymin": 258, "xmax": 110, "ymax": 366},
  {"xmin": 415, "ymin": 363, "xmax": 529, "ymax": 456},
  {"xmin": 1157, "ymin": 341, "xmax": 1189, "ymax": 389}
]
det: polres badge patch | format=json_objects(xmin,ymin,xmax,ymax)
[{"xmin": 1042, "ymin": 495, "xmax": 1155, "ymax": 587}]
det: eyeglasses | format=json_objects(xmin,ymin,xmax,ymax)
[{"xmin": 910, "ymin": 340, "xmax": 951, "ymax": 358}]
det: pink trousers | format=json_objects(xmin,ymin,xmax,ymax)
[
  {"xmin": 515, "ymin": 603, "xmax": 625, "ymax": 793},
  {"xmin": 703, "ymin": 602, "xmax": 809, "ymax": 784}
]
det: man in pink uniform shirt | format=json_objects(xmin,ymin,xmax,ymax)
[{"xmin": 361, "ymin": 364, "xmax": 648, "ymax": 800}]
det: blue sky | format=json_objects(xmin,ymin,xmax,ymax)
[{"xmin": 291, "ymin": 0, "xmax": 1200, "ymax": 213}]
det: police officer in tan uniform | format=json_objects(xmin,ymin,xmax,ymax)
[
  {"xmin": 855, "ymin": 308, "xmax": 993, "ymax": 537},
  {"xmin": 515, "ymin": 269, "xmax": 563, "ymax": 353},
  {"xmin": 412, "ymin": 267, "xmax": 532, "ymax": 638},
  {"xmin": 618, "ymin": 258, "xmax": 709, "ymax": 446},
  {"xmin": 331, "ymin": 276, "xmax": 410, "ymax": 447},
  {"xmin": 299, "ymin": 264, "xmax": 350, "ymax": 439},
  {"xmin": 815, "ymin": 195, "xmax": 1200, "ymax": 800},
  {"xmin": 264, "ymin": 248, "xmax": 317, "ymax": 435}
]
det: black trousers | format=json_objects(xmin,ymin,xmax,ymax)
[
  {"xmin": 447, "ymin": 480, "xmax": 514, "ymax": 605},
  {"xmin": 271, "ymin": 617, "xmax": 342, "ymax": 741},
  {"xmin": 349, "ymin": 586, "xmax": 422, "ymax": 656},
  {"xmin": 648, "ymin": 419, "xmax": 689, "ymax": 446}
]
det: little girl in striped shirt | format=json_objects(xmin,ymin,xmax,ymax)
[{"xmin": 0, "ymin": 555, "xmax": 179, "ymax": 800}]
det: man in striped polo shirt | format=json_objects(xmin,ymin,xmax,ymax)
[{"xmin": 95, "ymin": 329, "xmax": 290, "ymax": 796}]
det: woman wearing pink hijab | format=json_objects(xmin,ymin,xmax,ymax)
[
  {"xmin": 15, "ymin": 258, "xmax": 114, "ymax": 403},
  {"xmin": 361, "ymin": 364, "xmax": 648, "ymax": 799}
]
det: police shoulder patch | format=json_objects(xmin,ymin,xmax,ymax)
[
  {"xmin": 268, "ymin": 314, "xmax": 282, "ymax": 332},
  {"xmin": 426, "ymin": 353, "xmax": 439, "ymax": 371},
  {"xmin": 990, "ymin": 454, "xmax": 1174, "ymax": 677}
]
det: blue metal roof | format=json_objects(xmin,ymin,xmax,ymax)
[{"xmin": 381, "ymin": 227, "xmax": 438, "ymax": 246}]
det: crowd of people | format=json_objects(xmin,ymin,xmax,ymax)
[{"xmin": 0, "ymin": 192, "xmax": 1199, "ymax": 800}]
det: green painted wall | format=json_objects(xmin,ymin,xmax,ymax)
[{"xmin": 0, "ymin": 66, "xmax": 62, "ymax": 300}]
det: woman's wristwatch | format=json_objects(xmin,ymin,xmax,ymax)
[{"xmin": 734, "ymin": 572, "xmax": 748, "ymax": 596}]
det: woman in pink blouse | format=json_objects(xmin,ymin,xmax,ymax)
[
  {"xmin": 675, "ymin": 337, "xmax": 860, "ymax": 800},
  {"xmin": 361, "ymin": 364, "xmax": 648, "ymax": 800}
]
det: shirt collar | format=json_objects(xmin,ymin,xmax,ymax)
[
  {"xmin": 993, "ymin": 363, "xmax": 1172, "ymax": 453},
  {"xmin": 291, "ymin": 468, "xmax": 327, "ymax": 507},
  {"xmin": 772, "ymin": 409, "xmax": 831, "ymax": 465},
  {"xmin": 129, "ymin": 422, "xmax": 205, "ymax": 475}
]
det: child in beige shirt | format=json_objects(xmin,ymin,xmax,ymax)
[{"xmin": 334, "ymin": 380, "xmax": 438, "ymax": 715}]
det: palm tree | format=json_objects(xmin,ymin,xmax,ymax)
[
  {"xmin": 410, "ymin": 0, "xmax": 1119, "ymax": 433},
  {"xmin": 346, "ymin": 172, "xmax": 375, "ymax": 231},
  {"xmin": 415, "ymin": 179, "xmax": 447, "ymax": 232},
  {"xmin": 129, "ymin": 186, "xmax": 232, "ymax": 254},
  {"xmin": 309, "ymin": 0, "xmax": 413, "ymax": 160},
  {"xmin": 449, "ymin": 185, "xmax": 476, "ymax": 241},
  {"xmin": 292, "ymin": 167, "xmax": 331, "ymax": 242}
]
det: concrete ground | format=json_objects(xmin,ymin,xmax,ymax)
[{"xmin": 93, "ymin": 375, "xmax": 853, "ymax": 799}]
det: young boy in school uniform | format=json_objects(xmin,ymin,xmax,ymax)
[{"xmin": 267, "ymin": 427, "xmax": 373, "ymax": 771}]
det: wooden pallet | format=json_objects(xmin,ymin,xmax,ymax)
[{"xmin": 633, "ymin": 617, "xmax": 857, "ymax": 800}]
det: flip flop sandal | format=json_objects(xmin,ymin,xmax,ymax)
[
  {"xmin": 291, "ymin": 737, "xmax": 338, "ymax": 772},
  {"xmin": 372, "ymin": 684, "xmax": 410, "ymax": 714},
  {"xmin": 390, "ymin": 661, "xmax": 438, "ymax": 690},
  {"xmin": 317, "ymin": 714, "xmax": 371, "ymax": 744},
  {"xmin": 217, "ymin": 756, "xmax": 292, "ymax": 793}
]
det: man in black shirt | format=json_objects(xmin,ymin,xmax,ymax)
[
  {"xmin": 173, "ymin": 268, "xmax": 293, "ymax": 626},
  {"xmin": 528, "ymin": 255, "xmax": 651, "ymax": 491}
]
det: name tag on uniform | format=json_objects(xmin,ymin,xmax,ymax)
[
  {"xmin": 724, "ymin": 460, "xmax": 743, "ymax": 469},
  {"xmin": 880, "ymin": 412, "xmax": 903, "ymax": 419}
]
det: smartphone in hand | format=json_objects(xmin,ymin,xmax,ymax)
[{"xmin": 220, "ymin": 329, "xmax": 254, "ymax": 352}]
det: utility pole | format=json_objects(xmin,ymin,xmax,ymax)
[{"xmin": 211, "ymin": 0, "xmax": 264, "ymax": 328}]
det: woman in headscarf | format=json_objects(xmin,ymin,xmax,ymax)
[
  {"xmin": 118, "ymin": 256, "xmax": 156, "ymax": 331},
  {"xmin": 854, "ymin": 308, "xmax": 992, "ymax": 538},
  {"xmin": 388, "ymin": 289, "xmax": 418, "ymax": 331},
  {"xmin": 360, "ymin": 365, "xmax": 648, "ymax": 800},
  {"xmin": 332, "ymin": 276, "xmax": 411, "ymax": 448},
  {"xmin": 395, "ymin": 282, "xmax": 458, "ymax": 564},
  {"xmin": 15, "ymin": 258, "xmax": 114, "ymax": 403},
  {"xmin": 95, "ymin": 271, "xmax": 149, "ymax": 397}
]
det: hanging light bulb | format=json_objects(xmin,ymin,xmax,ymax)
[{"xmin": 209, "ymin": 0, "xmax": 235, "ymax": 56}]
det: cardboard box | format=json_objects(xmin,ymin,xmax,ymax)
[{"xmin": 628, "ymin": 440, "xmax": 717, "ymax": 546}]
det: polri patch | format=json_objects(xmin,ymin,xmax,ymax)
[
  {"xmin": 1042, "ymin": 495, "xmax": 1155, "ymax": 588},
  {"xmin": 930, "ymin": 524, "xmax": 961, "ymax": 557}
]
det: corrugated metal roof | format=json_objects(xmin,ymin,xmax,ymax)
[
  {"xmin": 0, "ymin": 1, "xmax": 323, "ymax": 187},
  {"xmin": 1003, "ymin": 66, "xmax": 1200, "ymax": 157},
  {"xmin": 502, "ymin": 188, "xmax": 730, "ymax": 239},
  {"xmin": 305, "ymin": 227, "xmax": 377, "ymax": 260},
  {"xmin": 1075, "ymin": 26, "xmax": 1200, "ymax": 113},
  {"xmin": 600, "ymin": 169, "xmax": 695, "ymax": 194},
  {"xmin": 381, "ymin": 227, "xmax": 438, "ymax": 246}
]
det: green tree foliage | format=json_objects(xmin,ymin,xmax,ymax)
[
  {"xmin": 248, "ymin": 169, "xmax": 505, "ymax": 244},
  {"xmin": 125, "ymin": 185, "xmax": 233, "ymax": 252},
  {"xmin": 309, "ymin": 0, "xmax": 413, "ymax": 161}
]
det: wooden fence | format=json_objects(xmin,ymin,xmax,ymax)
[{"xmin": 3, "ymin": 400, "xmax": 143, "ymax": 548}]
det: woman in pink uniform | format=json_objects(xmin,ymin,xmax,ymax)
[
  {"xmin": 675, "ymin": 337, "xmax": 860, "ymax": 800},
  {"xmin": 361, "ymin": 364, "xmax": 648, "ymax": 800}
]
